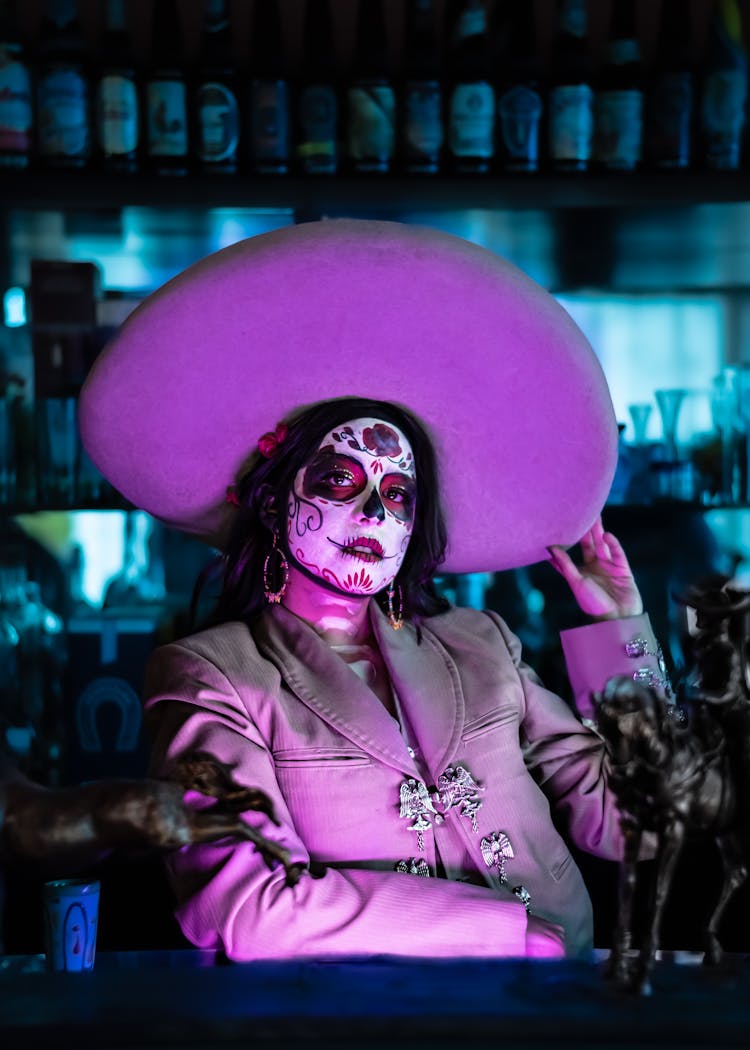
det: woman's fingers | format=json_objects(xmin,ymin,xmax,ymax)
[
  {"xmin": 547, "ymin": 545, "xmax": 582, "ymax": 584},
  {"xmin": 591, "ymin": 516, "xmax": 612, "ymax": 561},
  {"xmin": 579, "ymin": 529, "xmax": 596, "ymax": 563},
  {"xmin": 602, "ymin": 530, "xmax": 630, "ymax": 568}
]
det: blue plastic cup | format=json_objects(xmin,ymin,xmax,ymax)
[{"xmin": 43, "ymin": 879, "xmax": 100, "ymax": 973}]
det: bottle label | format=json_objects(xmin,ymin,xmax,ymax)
[
  {"xmin": 559, "ymin": 0, "xmax": 587, "ymax": 38},
  {"xmin": 250, "ymin": 80, "xmax": 290, "ymax": 165},
  {"xmin": 0, "ymin": 53, "xmax": 32, "ymax": 155},
  {"xmin": 298, "ymin": 84, "xmax": 337, "ymax": 171},
  {"xmin": 347, "ymin": 83, "xmax": 395, "ymax": 167},
  {"xmin": 702, "ymin": 68, "xmax": 748, "ymax": 168},
  {"xmin": 498, "ymin": 84, "xmax": 542, "ymax": 168},
  {"xmin": 97, "ymin": 74, "xmax": 139, "ymax": 155},
  {"xmin": 204, "ymin": 0, "xmax": 228, "ymax": 29},
  {"xmin": 608, "ymin": 40, "xmax": 640, "ymax": 65},
  {"xmin": 594, "ymin": 89, "xmax": 643, "ymax": 169},
  {"xmin": 106, "ymin": 0, "xmax": 128, "ymax": 32},
  {"xmin": 404, "ymin": 80, "xmax": 443, "ymax": 160},
  {"xmin": 147, "ymin": 79, "xmax": 188, "ymax": 156},
  {"xmin": 197, "ymin": 81, "xmax": 239, "ymax": 162},
  {"xmin": 452, "ymin": 6, "xmax": 487, "ymax": 45},
  {"xmin": 37, "ymin": 68, "xmax": 89, "ymax": 158},
  {"xmin": 549, "ymin": 83, "xmax": 593, "ymax": 162},
  {"xmin": 47, "ymin": 0, "xmax": 77, "ymax": 29},
  {"xmin": 647, "ymin": 72, "xmax": 693, "ymax": 168},
  {"xmin": 449, "ymin": 81, "xmax": 495, "ymax": 158}
]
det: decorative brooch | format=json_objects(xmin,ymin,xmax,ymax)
[
  {"xmin": 395, "ymin": 858, "xmax": 431, "ymax": 878},
  {"xmin": 398, "ymin": 765, "xmax": 485, "ymax": 857},
  {"xmin": 433, "ymin": 765, "xmax": 484, "ymax": 833},
  {"xmin": 625, "ymin": 635, "xmax": 672, "ymax": 696},
  {"xmin": 513, "ymin": 885, "xmax": 532, "ymax": 914},
  {"xmin": 399, "ymin": 778, "xmax": 439, "ymax": 852},
  {"xmin": 480, "ymin": 830, "xmax": 515, "ymax": 884}
]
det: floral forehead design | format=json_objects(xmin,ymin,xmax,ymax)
[{"xmin": 327, "ymin": 423, "xmax": 415, "ymax": 476}]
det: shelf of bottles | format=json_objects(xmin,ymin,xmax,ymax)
[
  {"xmin": 4, "ymin": 0, "xmax": 750, "ymax": 519},
  {"xmin": 1, "ymin": 0, "xmax": 750, "ymax": 206}
]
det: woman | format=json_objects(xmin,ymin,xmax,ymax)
[{"xmin": 79, "ymin": 220, "xmax": 665, "ymax": 961}]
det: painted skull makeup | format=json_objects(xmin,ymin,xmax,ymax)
[{"xmin": 287, "ymin": 417, "xmax": 416, "ymax": 596}]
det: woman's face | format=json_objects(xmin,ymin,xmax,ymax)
[{"xmin": 286, "ymin": 417, "xmax": 416, "ymax": 595}]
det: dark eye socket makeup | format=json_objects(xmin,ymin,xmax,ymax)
[
  {"xmin": 304, "ymin": 454, "xmax": 416, "ymax": 521},
  {"xmin": 381, "ymin": 473, "xmax": 416, "ymax": 522},
  {"xmin": 304, "ymin": 453, "xmax": 368, "ymax": 499}
]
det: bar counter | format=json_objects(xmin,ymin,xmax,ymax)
[{"xmin": 1, "ymin": 950, "xmax": 749, "ymax": 1049}]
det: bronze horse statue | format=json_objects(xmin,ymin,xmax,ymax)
[
  {"xmin": 597, "ymin": 580, "xmax": 750, "ymax": 994},
  {"xmin": 1, "ymin": 750, "xmax": 302, "ymax": 886},
  {"xmin": 597, "ymin": 675, "xmax": 748, "ymax": 994},
  {"xmin": 596, "ymin": 579, "xmax": 747, "ymax": 995}
]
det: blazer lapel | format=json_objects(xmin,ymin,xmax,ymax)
[
  {"xmin": 371, "ymin": 604, "xmax": 466, "ymax": 780},
  {"xmin": 254, "ymin": 604, "xmax": 419, "ymax": 777}
]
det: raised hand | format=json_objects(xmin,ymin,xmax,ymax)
[{"xmin": 546, "ymin": 516, "xmax": 643, "ymax": 620}]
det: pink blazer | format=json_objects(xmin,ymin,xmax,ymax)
[{"xmin": 144, "ymin": 604, "xmax": 662, "ymax": 961}]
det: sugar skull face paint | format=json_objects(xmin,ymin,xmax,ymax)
[{"xmin": 287, "ymin": 417, "xmax": 416, "ymax": 596}]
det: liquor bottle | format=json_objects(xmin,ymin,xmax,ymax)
[
  {"xmin": 0, "ymin": 0, "xmax": 32, "ymax": 168},
  {"xmin": 700, "ymin": 0, "xmax": 748, "ymax": 170},
  {"xmin": 94, "ymin": 0, "xmax": 139, "ymax": 173},
  {"xmin": 195, "ymin": 0, "xmax": 240, "ymax": 174},
  {"xmin": 494, "ymin": 0, "xmax": 543, "ymax": 173},
  {"xmin": 645, "ymin": 0, "xmax": 694, "ymax": 169},
  {"xmin": 35, "ymin": 0, "xmax": 91, "ymax": 169},
  {"xmin": 445, "ymin": 0, "xmax": 495, "ymax": 172},
  {"xmin": 247, "ymin": 0, "xmax": 290, "ymax": 174},
  {"xmin": 0, "ymin": 561, "xmax": 65, "ymax": 784},
  {"xmin": 548, "ymin": 0, "xmax": 593, "ymax": 172},
  {"xmin": 145, "ymin": 0, "xmax": 189, "ymax": 176},
  {"xmin": 347, "ymin": 0, "xmax": 395, "ymax": 173},
  {"xmin": 296, "ymin": 0, "xmax": 338, "ymax": 174},
  {"xmin": 401, "ymin": 0, "xmax": 443, "ymax": 174},
  {"xmin": 593, "ymin": 0, "xmax": 643, "ymax": 171}
]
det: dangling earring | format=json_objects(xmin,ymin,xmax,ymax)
[
  {"xmin": 263, "ymin": 530, "xmax": 289, "ymax": 604},
  {"xmin": 387, "ymin": 581, "xmax": 404, "ymax": 631}
]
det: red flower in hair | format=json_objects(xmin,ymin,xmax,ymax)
[{"xmin": 258, "ymin": 422, "xmax": 289, "ymax": 458}]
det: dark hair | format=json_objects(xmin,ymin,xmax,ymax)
[{"xmin": 196, "ymin": 397, "xmax": 450, "ymax": 629}]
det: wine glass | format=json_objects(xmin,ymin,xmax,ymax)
[
  {"xmin": 627, "ymin": 402, "xmax": 652, "ymax": 446},
  {"xmin": 654, "ymin": 388, "xmax": 687, "ymax": 462},
  {"xmin": 710, "ymin": 370, "xmax": 738, "ymax": 503},
  {"xmin": 735, "ymin": 365, "xmax": 750, "ymax": 503}
]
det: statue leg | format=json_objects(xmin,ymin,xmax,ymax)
[
  {"xmin": 187, "ymin": 810, "xmax": 303, "ymax": 886},
  {"xmin": 607, "ymin": 820, "xmax": 641, "ymax": 987},
  {"xmin": 637, "ymin": 818, "xmax": 685, "ymax": 996},
  {"xmin": 705, "ymin": 829, "xmax": 748, "ymax": 966}
]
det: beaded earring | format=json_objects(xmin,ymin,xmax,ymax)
[
  {"xmin": 263, "ymin": 530, "xmax": 289, "ymax": 604},
  {"xmin": 387, "ymin": 581, "xmax": 404, "ymax": 630}
]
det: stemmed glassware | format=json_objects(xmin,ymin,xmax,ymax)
[
  {"xmin": 628, "ymin": 403, "xmax": 652, "ymax": 446},
  {"xmin": 735, "ymin": 366, "xmax": 750, "ymax": 503},
  {"xmin": 654, "ymin": 388, "xmax": 687, "ymax": 462},
  {"xmin": 710, "ymin": 370, "xmax": 738, "ymax": 504}
]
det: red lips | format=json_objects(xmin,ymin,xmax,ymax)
[{"xmin": 342, "ymin": 535, "xmax": 385, "ymax": 561}]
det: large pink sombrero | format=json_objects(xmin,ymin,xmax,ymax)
[{"xmin": 79, "ymin": 219, "xmax": 617, "ymax": 573}]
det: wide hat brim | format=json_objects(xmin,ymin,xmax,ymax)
[{"xmin": 79, "ymin": 219, "xmax": 617, "ymax": 573}]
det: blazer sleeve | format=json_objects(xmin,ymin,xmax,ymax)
[
  {"xmin": 560, "ymin": 614, "xmax": 669, "ymax": 721},
  {"xmin": 483, "ymin": 611, "xmax": 657, "ymax": 862},
  {"xmin": 144, "ymin": 640, "xmax": 529, "ymax": 962}
]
